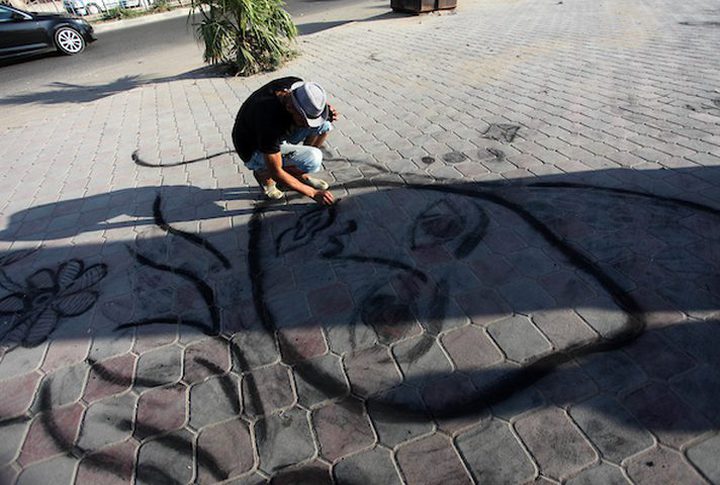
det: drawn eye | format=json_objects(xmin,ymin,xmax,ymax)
[
  {"xmin": 410, "ymin": 199, "xmax": 489, "ymax": 258},
  {"xmin": 276, "ymin": 206, "xmax": 337, "ymax": 256}
]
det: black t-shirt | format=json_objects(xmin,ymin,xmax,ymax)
[{"xmin": 231, "ymin": 76, "xmax": 301, "ymax": 162}]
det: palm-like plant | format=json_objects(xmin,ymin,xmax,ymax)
[{"xmin": 190, "ymin": 0, "xmax": 297, "ymax": 75}]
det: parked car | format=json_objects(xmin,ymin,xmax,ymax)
[
  {"xmin": 0, "ymin": 4, "xmax": 95, "ymax": 57},
  {"xmin": 63, "ymin": 0, "xmax": 152, "ymax": 16}
]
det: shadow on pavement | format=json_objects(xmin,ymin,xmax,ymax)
[
  {"xmin": 0, "ymin": 160, "xmax": 718, "ymax": 481},
  {"xmin": 298, "ymin": 10, "xmax": 414, "ymax": 35},
  {"xmin": 0, "ymin": 65, "xmax": 226, "ymax": 106}
]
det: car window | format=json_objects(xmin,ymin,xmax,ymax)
[{"xmin": 0, "ymin": 6, "xmax": 17, "ymax": 22}]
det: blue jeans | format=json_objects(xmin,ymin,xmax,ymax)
[{"xmin": 245, "ymin": 121, "xmax": 333, "ymax": 173}]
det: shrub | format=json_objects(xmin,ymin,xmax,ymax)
[{"xmin": 190, "ymin": 0, "xmax": 297, "ymax": 76}]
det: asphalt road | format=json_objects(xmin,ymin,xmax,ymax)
[{"xmin": 0, "ymin": 0, "xmax": 387, "ymax": 101}]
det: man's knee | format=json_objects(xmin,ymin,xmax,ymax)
[{"xmin": 305, "ymin": 147, "xmax": 323, "ymax": 173}]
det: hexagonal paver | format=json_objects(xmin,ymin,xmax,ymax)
[
  {"xmin": 134, "ymin": 344, "xmax": 183, "ymax": 391},
  {"xmin": 83, "ymin": 354, "xmax": 135, "ymax": 403},
  {"xmin": 190, "ymin": 374, "xmax": 240, "ymax": 429},
  {"xmin": 293, "ymin": 353, "xmax": 349, "ymax": 407},
  {"xmin": 18, "ymin": 402, "xmax": 84, "ymax": 467},
  {"xmin": 135, "ymin": 384, "xmax": 187, "ymax": 440},
  {"xmin": 197, "ymin": 418, "xmax": 254, "ymax": 483},
  {"xmin": 312, "ymin": 398, "xmax": 375, "ymax": 461},
  {"xmin": 622, "ymin": 383, "xmax": 711, "ymax": 448},
  {"xmin": 396, "ymin": 434, "xmax": 472, "ymax": 484},
  {"xmin": 256, "ymin": 407, "xmax": 315, "ymax": 473},
  {"xmin": 333, "ymin": 447, "xmax": 402, "ymax": 485},
  {"xmin": 344, "ymin": 345, "xmax": 402, "ymax": 397},
  {"xmin": 625, "ymin": 446, "xmax": 707, "ymax": 485},
  {"xmin": 136, "ymin": 429, "xmax": 194, "ymax": 485},
  {"xmin": 487, "ymin": 315, "xmax": 552, "ymax": 363},
  {"xmin": 16, "ymin": 454, "xmax": 77, "ymax": 485},
  {"xmin": 515, "ymin": 407, "xmax": 596, "ymax": 480},
  {"xmin": 0, "ymin": 371, "xmax": 41, "ymax": 418},
  {"xmin": 456, "ymin": 419, "xmax": 535, "ymax": 484},
  {"xmin": 77, "ymin": 392, "xmax": 136, "ymax": 450},
  {"xmin": 687, "ymin": 434, "xmax": 720, "ymax": 484},
  {"xmin": 278, "ymin": 326, "xmax": 328, "ymax": 364},
  {"xmin": 183, "ymin": 337, "xmax": 231, "ymax": 384},
  {"xmin": 566, "ymin": 462, "xmax": 631, "ymax": 485},
  {"xmin": 242, "ymin": 363, "xmax": 294, "ymax": 417},
  {"xmin": 76, "ymin": 439, "xmax": 138, "ymax": 484},
  {"xmin": 441, "ymin": 325, "xmax": 503, "ymax": 371},
  {"xmin": 570, "ymin": 395, "xmax": 653, "ymax": 463}
]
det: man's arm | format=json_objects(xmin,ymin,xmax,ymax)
[{"xmin": 265, "ymin": 152, "xmax": 334, "ymax": 205}]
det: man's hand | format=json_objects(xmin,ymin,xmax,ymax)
[
  {"xmin": 328, "ymin": 104, "xmax": 340, "ymax": 123},
  {"xmin": 313, "ymin": 190, "xmax": 335, "ymax": 206}
]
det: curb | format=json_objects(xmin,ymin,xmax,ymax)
[{"xmin": 92, "ymin": 6, "xmax": 192, "ymax": 33}]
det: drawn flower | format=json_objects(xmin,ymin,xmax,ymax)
[{"xmin": 0, "ymin": 259, "xmax": 107, "ymax": 348}]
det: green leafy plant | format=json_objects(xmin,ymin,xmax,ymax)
[
  {"xmin": 190, "ymin": 0, "xmax": 297, "ymax": 75},
  {"xmin": 101, "ymin": 6, "xmax": 144, "ymax": 20}
]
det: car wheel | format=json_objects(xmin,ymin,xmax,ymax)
[
  {"xmin": 86, "ymin": 3, "xmax": 101, "ymax": 14},
  {"xmin": 54, "ymin": 27, "xmax": 86, "ymax": 55}
]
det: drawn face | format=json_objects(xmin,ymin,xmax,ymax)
[{"xmin": 252, "ymin": 182, "xmax": 643, "ymax": 419}]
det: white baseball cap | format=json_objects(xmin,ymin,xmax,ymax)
[{"xmin": 290, "ymin": 81, "xmax": 329, "ymax": 128}]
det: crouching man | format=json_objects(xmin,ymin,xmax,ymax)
[{"xmin": 232, "ymin": 76, "xmax": 338, "ymax": 205}]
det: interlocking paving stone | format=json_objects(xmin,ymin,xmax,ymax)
[
  {"xmin": 623, "ymin": 383, "xmax": 711, "ymax": 449},
  {"xmin": 333, "ymin": 446, "xmax": 402, "ymax": 485},
  {"xmin": 670, "ymin": 365, "xmax": 720, "ymax": 425},
  {"xmin": 454, "ymin": 288, "xmax": 512, "ymax": 326},
  {"xmin": 536, "ymin": 362, "xmax": 598, "ymax": 406},
  {"xmin": 570, "ymin": 395, "xmax": 653, "ymax": 463},
  {"xmin": 625, "ymin": 446, "xmax": 708, "ymax": 485},
  {"xmin": 440, "ymin": 325, "xmax": 503, "ymax": 371},
  {"xmin": 566, "ymin": 462, "xmax": 631, "ymax": 485},
  {"xmin": 76, "ymin": 439, "xmax": 138, "ymax": 485},
  {"xmin": 197, "ymin": 418, "xmax": 254, "ymax": 483},
  {"xmin": 0, "ymin": 371, "xmax": 41, "ymax": 419},
  {"xmin": 393, "ymin": 334, "xmax": 452, "ymax": 383},
  {"xmin": 16, "ymin": 454, "xmax": 77, "ymax": 485},
  {"xmin": 293, "ymin": 353, "xmax": 349, "ymax": 407},
  {"xmin": 531, "ymin": 309, "xmax": 597, "ymax": 350},
  {"xmin": 457, "ymin": 418, "xmax": 535, "ymax": 483},
  {"xmin": 136, "ymin": 429, "xmax": 195, "ymax": 485},
  {"xmin": 31, "ymin": 363, "xmax": 88, "ymax": 412},
  {"xmin": 367, "ymin": 385, "xmax": 433, "ymax": 448},
  {"xmin": 278, "ymin": 325, "xmax": 328, "ymax": 364},
  {"xmin": 0, "ymin": 420, "xmax": 29, "ymax": 466},
  {"xmin": 242, "ymin": 363, "xmax": 294, "ymax": 416},
  {"xmin": 231, "ymin": 326, "xmax": 281, "ymax": 370},
  {"xmin": 487, "ymin": 315, "xmax": 552, "ymax": 363},
  {"xmin": 396, "ymin": 434, "xmax": 472, "ymax": 485},
  {"xmin": 578, "ymin": 350, "xmax": 647, "ymax": 394},
  {"xmin": 77, "ymin": 392, "xmax": 136, "ymax": 450},
  {"xmin": 189, "ymin": 374, "xmax": 240, "ymax": 429},
  {"xmin": 135, "ymin": 384, "xmax": 187, "ymax": 440},
  {"xmin": 344, "ymin": 344, "xmax": 402, "ymax": 397},
  {"xmin": 312, "ymin": 398, "xmax": 375, "ymax": 461},
  {"xmin": 18, "ymin": 402, "xmax": 84, "ymax": 466},
  {"xmin": 83, "ymin": 353, "xmax": 135, "ymax": 403},
  {"xmin": 687, "ymin": 434, "xmax": 720, "ymax": 485},
  {"xmin": 255, "ymin": 407, "xmax": 315, "ymax": 473},
  {"xmin": 515, "ymin": 407, "xmax": 597, "ymax": 480},
  {"xmin": 183, "ymin": 337, "xmax": 231, "ymax": 384},
  {"xmin": 134, "ymin": 344, "xmax": 183, "ymax": 391}
]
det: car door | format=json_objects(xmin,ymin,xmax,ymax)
[{"xmin": 0, "ymin": 6, "xmax": 48, "ymax": 56}]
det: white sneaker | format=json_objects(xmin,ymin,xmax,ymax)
[
  {"xmin": 263, "ymin": 183, "xmax": 284, "ymax": 200},
  {"xmin": 303, "ymin": 176, "xmax": 330, "ymax": 190}
]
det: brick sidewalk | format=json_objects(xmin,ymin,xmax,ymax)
[{"xmin": 1, "ymin": 0, "xmax": 720, "ymax": 483}]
